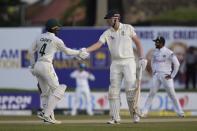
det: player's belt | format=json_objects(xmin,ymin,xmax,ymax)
[
  {"xmin": 37, "ymin": 59, "xmax": 51, "ymax": 63},
  {"xmin": 153, "ymin": 71, "xmax": 170, "ymax": 75}
]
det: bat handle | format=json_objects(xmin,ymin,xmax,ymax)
[{"xmin": 138, "ymin": 65, "xmax": 143, "ymax": 80}]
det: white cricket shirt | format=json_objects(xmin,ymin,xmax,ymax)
[
  {"xmin": 99, "ymin": 23, "xmax": 136, "ymax": 60},
  {"xmin": 151, "ymin": 46, "xmax": 180, "ymax": 78},
  {"xmin": 29, "ymin": 32, "xmax": 79, "ymax": 64},
  {"xmin": 70, "ymin": 70, "xmax": 95, "ymax": 88}
]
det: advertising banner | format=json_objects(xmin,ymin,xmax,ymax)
[
  {"xmin": 57, "ymin": 92, "xmax": 197, "ymax": 111},
  {"xmin": 0, "ymin": 27, "xmax": 196, "ymax": 89},
  {"xmin": 55, "ymin": 27, "xmax": 197, "ymax": 89},
  {"xmin": 0, "ymin": 92, "xmax": 40, "ymax": 110},
  {"xmin": 0, "ymin": 28, "xmax": 42, "ymax": 89}
]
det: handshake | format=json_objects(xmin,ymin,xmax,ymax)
[{"xmin": 77, "ymin": 48, "xmax": 89, "ymax": 60}]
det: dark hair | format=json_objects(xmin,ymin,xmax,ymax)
[{"xmin": 104, "ymin": 9, "xmax": 120, "ymax": 19}]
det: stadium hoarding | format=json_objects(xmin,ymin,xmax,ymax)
[
  {"xmin": 0, "ymin": 27, "xmax": 42, "ymax": 90},
  {"xmin": 57, "ymin": 92, "xmax": 197, "ymax": 113},
  {"xmin": 0, "ymin": 92, "xmax": 40, "ymax": 110},
  {"xmin": 0, "ymin": 92, "xmax": 196, "ymax": 116},
  {"xmin": 0, "ymin": 27, "xmax": 196, "ymax": 90}
]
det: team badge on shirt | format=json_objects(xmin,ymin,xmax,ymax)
[
  {"xmin": 110, "ymin": 36, "xmax": 115, "ymax": 40},
  {"xmin": 121, "ymin": 31, "xmax": 125, "ymax": 36}
]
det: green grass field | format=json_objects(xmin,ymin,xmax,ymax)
[{"xmin": 0, "ymin": 115, "xmax": 197, "ymax": 131}]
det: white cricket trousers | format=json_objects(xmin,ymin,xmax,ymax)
[
  {"xmin": 143, "ymin": 72, "xmax": 184, "ymax": 115},
  {"xmin": 33, "ymin": 61, "xmax": 67, "ymax": 119},
  {"xmin": 34, "ymin": 61, "xmax": 59, "ymax": 96},
  {"xmin": 108, "ymin": 58, "xmax": 136, "ymax": 120},
  {"xmin": 72, "ymin": 86, "xmax": 93, "ymax": 115}
]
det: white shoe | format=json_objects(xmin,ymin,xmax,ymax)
[
  {"xmin": 71, "ymin": 110, "xmax": 77, "ymax": 116},
  {"xmin": 140, "ymin": 109, "xmax": 148, "ymax": 118},
  {"xmin": 133, "ymin": 113, "xmax": 140, "ymax": 123},
  {"xmin": 140, "ymin": 112, "xmax": 148, "ymax": 117},
  {"xmin": 107, "ymin": 118, "xmax": 120, "ymax": 124},
  {"xmin": 178, "ymin": 113, "xmax": 185, "ymax": 118},
  {"xmin": 43, "ymin": 116, "xmax": 56, "ymax": 124},
  {"xmin": 49, "ymin": 115, "xmax": 62, "ymax": 124},
  {"xmin": 53, "ymin": 119, "xmax": 62, "ymax": 124},
  {"xmin": 37, "ymin": 111, "xmax": 45, "ymax": 120},
  {"xmin": 87, "ymin": 111, "xmax": 94, "ymax": 116}
]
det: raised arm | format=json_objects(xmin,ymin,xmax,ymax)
[
  {"xmin": 57, "ymin": 39, "xmax": 89, "ymax": 59},
  {"xmin": 86, "ymin": 41, "xmax": 103, "ymax": 53},
  {"xmin": 88, "ymin": 73, "xmax": 95, "ymax": 81}
]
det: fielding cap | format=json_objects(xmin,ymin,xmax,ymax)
[
  {"xmin": 79, "ymin": 63, "xmax": 86, "ymax": 69},
  {"xmin": 104, "ymin": 10, "xmax": 120, "ymax": 19},
  {"xmin": 45, "ymin": 19, "xmax": 61, "ymax": 30},
  {"xmin": 153, "ymin": 36, "xmax": 165, "ymax": 44}
]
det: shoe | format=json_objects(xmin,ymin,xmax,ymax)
[
  {"xmin": 43, "ymin": 116, "xmax": 56, "ymax": 124},
  {"xmin": 53, "ymin": 119, "xmax": 62, "ymax": 124},
  {"xmin": 107, "ymin": 118, "xmax": 120, "ymax": 124},
  {"xmin": 140, "ymin": 112, "xmax": 148, "ymax": 118},
  {"xmin": 140, "ymin": 109, "xmax": 148, "ymax": 118},
  {"xmin": 71, "ymin": 110, "xmax": 77, "ymax": 116},
  {"xmin": 178, "ymin": 113, "xmax": 185, "ymax": 118},
  {"xmin": 49, "ymin": 115, "xmax": 62, "ymax": 124},
  {"xmin": 37, "ymin": 111, "xmax": 45, "ymax": 120},
  {"xmin": 87, "ymin": 111, "xmax": 94, "ymax": 116},
  {"xmin": 133, "ymin": 113, "xmax": 140, "ymax": 123}
]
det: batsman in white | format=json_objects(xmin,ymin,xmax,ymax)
[
  {"xmin": 70, "ymin": 63, "xmax": 95, "ymax": 116},
  {"xmin": 83, "ymin": 10, "xmax": 147, "ymax": 124},
  {"xmin": 141, "ymin": 36, "xmax": 185, "ymax": 117},
  {"xmin": 29, "ymin": 19, "xmax": 89, "ymax": 124}
]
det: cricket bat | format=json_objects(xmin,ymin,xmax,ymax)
[{"xmin": 134, "ymin": 65, "xmax": 143, "ymax": 116}]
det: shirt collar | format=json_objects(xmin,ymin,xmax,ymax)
[
  {"xmin": 156, "ymin": 46, "xmax": 166, "ymax": 51},
  {"xmin": 110, "ymin": 22, "xmax": 123, "ymax": 32},
  {"xmin": 46, "ymin": 32, "xmax": 55, "ymax": 36}
]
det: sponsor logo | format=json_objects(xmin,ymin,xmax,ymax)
[{"xmin": 0, "ymin": 93, "xmax": 40, "ymax": 110}]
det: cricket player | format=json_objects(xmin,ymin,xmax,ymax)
[
  {"xmin": 84, "ymin": 10, "xmax": 147, "ymax": 124},
  {"xmin": 141, "ymin": 36, "xmax": 185, "ymax": 117},
  {"xmin": 70, "ymin": 63, "xmax": 95, "ymax": 116},
  {"xmin": 29, "ymin": 18, "xmax": 89, "ymax": 124}
]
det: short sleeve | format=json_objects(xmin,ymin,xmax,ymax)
[
  {"xmin": 129, "ymin": 25, "xmax": 137, "ymax": 38},
  {"xmin": 99, "ymin": 31, "xmax": 107, "ymax": 44}
]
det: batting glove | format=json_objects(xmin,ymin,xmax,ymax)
[
  {"xmin": 138, "ymin": 58, "xmax": 147, "ymax": 71},
  {"xmin": 78, "ymin": 48, "xmax": 89, "ymax": 60}
]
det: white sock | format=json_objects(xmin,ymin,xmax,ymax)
[{"xmin": 44, "ymin": 95, "xmax": 59, "ymax": 117}]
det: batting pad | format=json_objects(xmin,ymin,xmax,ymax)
[
  {"xmin": 108, "ymin": 87, "xmax": 121, "ymax": 120},
  {"xmin": 53, "ymin": 84, "xmax": 67, "ymax": 99},
  {"xmin": 126, "ymin": 88, "xmax": 137, "ymax": 116},
  {"xmin": 109, "ymin": 99, "xmax": 121, "ymax": 121}
]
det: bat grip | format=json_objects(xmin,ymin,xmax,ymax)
[{"xmin": 138, "ymin": 66, "xmax": 143, "ymax": 80}]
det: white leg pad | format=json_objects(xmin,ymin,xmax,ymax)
[
  {"xmin": 125, "ymin": 88, "xmax": 138, "ymax": 116},
  {"xmin": 53, "ymin": 84, "xmax": 67, "ymax": 99},
  {"xmin": 108, "ymin": 87, "xmax": 120, "ymax": 121},
  {"xmin": 40, "ymin": 95, "xmax": 48, "ymax": 112},
  {"xmin": 44, "ymin": 85, "xmax": 67, "ymax": 117}
]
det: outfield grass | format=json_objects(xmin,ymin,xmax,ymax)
[{"xmin": 0, "ymin": 115, "xmax": 197, "ymax": 131}]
